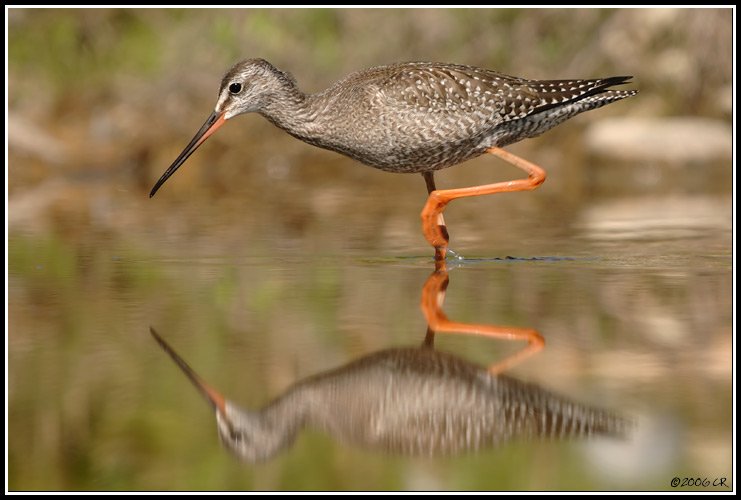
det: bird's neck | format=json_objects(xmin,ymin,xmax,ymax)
[
  {"xmin": 258, "ymin": 78, "xmax": 325, "ymax": 143},
  {"xmin": 253, "ymin": 387, "xmax": 310, "ymax": 456}
]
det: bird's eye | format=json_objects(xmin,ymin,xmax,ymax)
[{"xmin": 229, "ymin": 82, "xmax": 243, "ymax": 94}]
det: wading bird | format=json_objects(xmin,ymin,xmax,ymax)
[{"xmin": 150, "ymin": 59, "xmax": 637, "ymax": 260}]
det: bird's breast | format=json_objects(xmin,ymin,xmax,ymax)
[{"xmin": 301, "ymin": 102, "xmax": 499, "ymax": 173}]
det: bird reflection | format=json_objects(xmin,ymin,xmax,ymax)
[{"xmin": 151, "ymin": 263, "xmax": 629, "ymax": 462}]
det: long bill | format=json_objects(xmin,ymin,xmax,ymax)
[
  {"xmin": 149, "ymin": 327, "xmax": 227, "ymax": 415},
  {"xmin": 149, "ymin": 111, "xmax": 227, "ymax": 198}
]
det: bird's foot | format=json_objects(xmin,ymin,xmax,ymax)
[
  {"xmin": 434, "ymin": 246, "xmax": 447, "ymax": 262},
  {"xmin": 421, "ymin": 192, "xmax": 450, "ymax": 250}
]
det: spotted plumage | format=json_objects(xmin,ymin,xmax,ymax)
[
  {"xmin": 149, "ymin": 59, "xmax": 637, "ymax": 258},
  {"xmin": 151, "ymin": 327, "xmax": 629, "ymax": 462},
  {"xmin": 227, "ymin": 60, "xmax": 637, "ymax": 173},
  {"xmin": 151, "ymin": 59, "xmax": 637, "ymax": 194}
]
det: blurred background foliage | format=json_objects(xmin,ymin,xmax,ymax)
[{"xmin": 8, "ymin": 8, "xmax": 732, "ymax": 200}]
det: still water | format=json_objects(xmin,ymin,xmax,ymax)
[{"xmin": 7, "ymin": 172, "xmax": 732, "ymax": 490}]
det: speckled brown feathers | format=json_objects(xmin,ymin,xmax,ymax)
[
  {"xmin": 151, "ymin": 59, "xmax": 637, "ymax": 198},
  {"xmin": 149, "ymin": 59, "xmax": 638, "ymax": 259},
  {"xmin": 218, "ymin": 60, "xmax": 637, "ymax": 173}
]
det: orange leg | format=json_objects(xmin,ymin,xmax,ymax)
[
  {"xmin": 421, "ymin": 147, "xmax": 547, "ymax": 261},
  {"xmin": 420, "ymin": 261, "xmax": 545, "ymax": 374},
  {"xmin": 422, "ymin": 172, "xmax": 450, "ymax": 253}
]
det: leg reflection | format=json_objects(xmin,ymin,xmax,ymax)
[{"xmin": 420, "ymin": 261, "xmax": 545, "ymax": 374}]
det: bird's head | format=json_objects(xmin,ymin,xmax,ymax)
[
  {"xmin": 150, "ymin": 327, "xmax": 293, "ymax": 463},
  {"xmin": 215, "ymin": 400, "xmax": 296, "ymax": 463},
  {"xmin": 149, "ymin": 58, "xmax": 294, "ymax": 197}
]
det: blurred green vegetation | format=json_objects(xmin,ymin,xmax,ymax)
[
  {"xmin": 8, "ymin": 8, "xmax": 732, "ymax": 112},
  {"xmin": 9, "ymin": 10, "xmax": 160, "ymax": 94}
]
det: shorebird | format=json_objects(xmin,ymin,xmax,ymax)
[
  {"xmin": 150, "ymin": 265, "xmax": 628, "ymax": 462},
  {"xmin": 149, "ymin": 59, "xmax": 637, "ymax": 259},
  {"xmin": 150, "ymin": 327, "xmax": 628, "ymax": 462}
]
